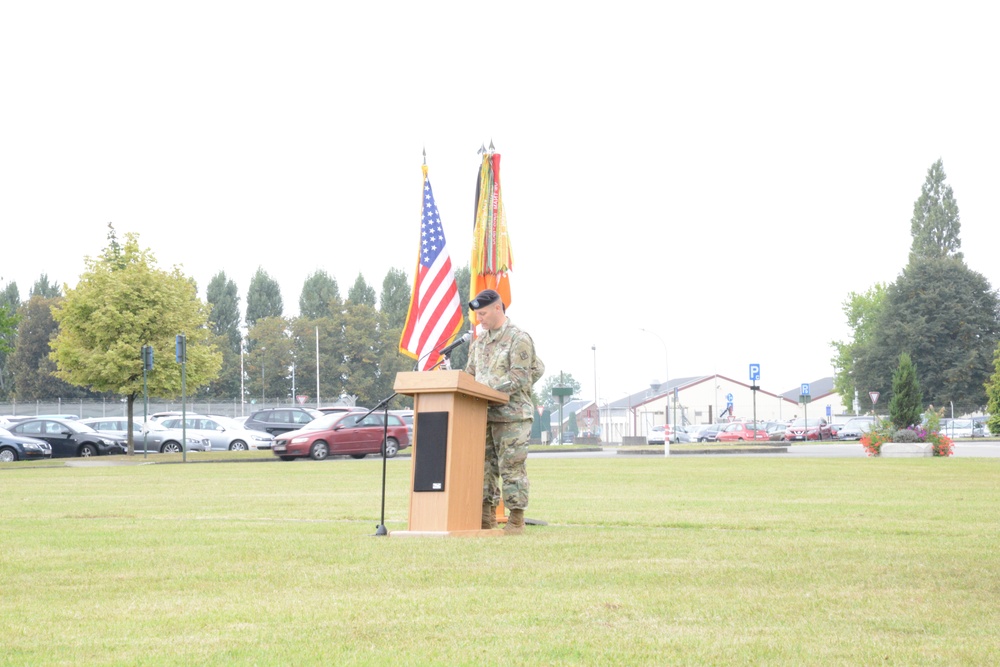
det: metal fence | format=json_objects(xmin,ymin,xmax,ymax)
[{"xmin": 0, "ymin": 398, "xmax": 290, "ymax": 420}]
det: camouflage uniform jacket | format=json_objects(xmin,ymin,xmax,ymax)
[{"xmin": 464, "ymin": 319, "xmax": 544, "ymax": 423}]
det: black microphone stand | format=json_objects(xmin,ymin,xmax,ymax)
[{"xmin": 358, "ymin": 392, "xmax": 398, "ymax": 537}]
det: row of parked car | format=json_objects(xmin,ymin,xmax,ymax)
[
  {"xmin": 650, "ymin": 414, "xmax": 992, "ymax": 446},
  {"xmin": 0, "ymin": 405, "xmax": 414, "ymax": 463}
]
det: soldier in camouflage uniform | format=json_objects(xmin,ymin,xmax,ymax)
[{"xmin": 464, "ymin": 289, "xmax": 544, "ymax": 535}]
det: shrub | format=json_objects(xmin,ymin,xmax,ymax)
[{"xmin": 860, "ymin": 410, "xmax": 954, "ymax": 457}]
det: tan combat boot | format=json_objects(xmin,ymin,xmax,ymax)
[
  {"xmin": 482, "ymin": 502, "xmax": 498, "ymax": 529},
  {"xmin": 504, "ymin": 508, "xmax": 525, "ymax": 535}
]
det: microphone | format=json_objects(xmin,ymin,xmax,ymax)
[{"xmin": 438, "ymin": 332, "xmax": 471, "ymax": 356}]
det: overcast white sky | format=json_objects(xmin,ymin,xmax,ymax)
[{"xmin": 3, "ymin": 2, "xmax": 999, "ymax": 405}]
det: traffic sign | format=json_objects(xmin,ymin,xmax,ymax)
[
  {"xmin": 726, "ymin": 393, "xmax": 734, "ymax": 402},
  {"xmin": 801, "ymin": 383, "xmax": 810, "ymax": 396},
  {"xmin": 749, "ymin": 364, "xmax": 760, "ymax": 382},
  {"xmin": 869, "ymin": 391, "xmax": 880, "ymax": 405}
]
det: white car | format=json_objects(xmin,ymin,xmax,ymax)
[
  {"xmin": 838, "ymin": 416, "xmax": 876, "ymax": 440},
  {"xmin": 157, "ymin": 414, "xmax": 273, "ymax": 451},
  {"xmin": 940, "ymin": 419, "xmax": 976, "ymax": 439},
  {"xmin": 79, "ymin": 417, "xmax": 211, "ymax": 453}
]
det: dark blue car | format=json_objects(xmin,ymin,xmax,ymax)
[
  {"xmin": 0, "ymin": 426, "xmax": 53, "ymax": 462},
  {"xmin": 8, "ymin": 418, "xmax": 126, "ymax": 458}
]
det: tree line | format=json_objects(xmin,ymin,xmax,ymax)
[{"xmin": 0, "ymin": 224, "xmax": 482, "ymax": 415}]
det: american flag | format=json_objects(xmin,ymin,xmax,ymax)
[{"xmin": 399, "ymin": 166, "xmax": 464, "ymax": 370}]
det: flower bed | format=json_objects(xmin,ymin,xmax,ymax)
[{"xmin": 861, "ymin": 423, "xmax": 953, "ymax": 457}]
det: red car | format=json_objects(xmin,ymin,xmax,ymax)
[
  {"xmin": 783, "ymin": 418, "xmax": 832, "ymax": 441},
  {"xmin": 272, "ymin": 412, "xmax": 410, "ymax": 461},
  {"xmin": 716, "ymin": 421, "xmax": 769, "ymax": 442}
]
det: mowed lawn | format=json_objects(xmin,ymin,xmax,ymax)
[{"xmin": 2, "ymin": 454, "xmax": 998, "ymax": 666}]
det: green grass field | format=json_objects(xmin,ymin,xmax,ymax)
[{"xmin": 2, "ymin": 454, "xmax": 998, "ymax": 665}]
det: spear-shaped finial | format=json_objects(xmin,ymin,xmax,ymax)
[
  {"xmin": 489, "ymin": 139, "xmax": 495, "ymax": 153},
  {"xmin": 478, "ymin": 143, "xmax": 486, "ymax": 155}
]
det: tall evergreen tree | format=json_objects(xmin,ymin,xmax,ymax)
[
  {"xmin": 204, "ymin": 273, "xmax": 243, "ymax": 399},
  {"xmin": 206, "ymin": 272, "xmax": 242, "ymax": 349},
  {"xmin": 299, "ymin": 270, "xmax": 340, "ymax": 320},
  {"xmin": 888, "ymin": 352, "xmax": 922, "ymax": 429},
  {"xmin": 910, "ymin": 159, "xmax": 962, "ymax": 261},
  {"xmin": 246, "ymin": 267, "xmax": 283, "ymax": 328},
  {"xmin": 346, "ymin": 273, "xmax": 376, "ymax": 307},
  {"xmin": 379, "ymin": 268, "xmax": 410, "ymax": 330},
  {"xmin": 29, "ymin": 274, "xmax": 61, "ymax": 298},
  {"xmin": 11, "ymin": 296, "xmax": 90, "ymax": 400}
]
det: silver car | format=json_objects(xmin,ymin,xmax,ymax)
[
  {"xmin": 157, "ymin": 414, "xmax": 273, "ymax": 451},
  {"xmin": 79, "ymin": 417, "xmax": 211, "ymax": 453}
]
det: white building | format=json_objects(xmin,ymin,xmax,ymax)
[{"xmin": 566, "ymin": 374, "xmax": 850, "ymax": 443}]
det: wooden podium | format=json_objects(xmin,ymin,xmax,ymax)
[{"xmin": 391, "ymin": 370, "xmax": 509, "ymax": 537}]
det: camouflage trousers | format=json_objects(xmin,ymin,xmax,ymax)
[{"xmin": 483, "ymin": 419, "xmax": 531, "ymax": 510}]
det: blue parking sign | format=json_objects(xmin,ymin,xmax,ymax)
[
  {"xmin": 749, "ymin": 364, "xmax": 760, "ymax": 382},
  {"xmin": 801, "ymin": 383, "xmax": 810, "ymax": 396}
]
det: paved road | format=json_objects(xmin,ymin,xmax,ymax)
[{"xmin": 531, "ymin": 441, "xmax": 1000, "ymax": 459}]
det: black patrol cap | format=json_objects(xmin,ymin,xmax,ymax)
[{"xmin": 469, "ymin": 289, "xmax": 503, "ymax": 311}]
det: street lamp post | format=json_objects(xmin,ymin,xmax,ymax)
[{"xmin": 260, "ymin": 346, "xmax": 266, "ymax": 407}]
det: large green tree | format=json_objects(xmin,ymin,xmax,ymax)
[
  {"xmin": 299, "ymin": 270, "xmax": 340, "ymax": 320},
  {"xmin": 205, "ymin": 272, "xmax": 243, "ymax": 399},
  {"xmin": 11, "ymin": 296, "xmax": 91, "ymax": 401},
  {"xmin": 0, "ymin": 281, "xmax": 20, "ymax": 399},
  {"xmin": 379, "ymin": 268, "xmax": 410, "ymax": 330},
  {"xmin": 206, "ymin": 272, "xmax": 241, "ymax": 351},
  {"xmin": 346, "ymin": 273, "xmax": 376, "ymax": 307},
  {"xmin": 831, "ymin": 284, "xmax": 887, "ymax": 412},
  {"xmin": 30, "ymin": 274, "xmax": 61, "ymax": 299},
  {"xmin": 910, "ymin": 158, "xmax": 962, "ymax": 262},
  {"xmin": 246, "ymin": 315, "xmax": 291, "ymax": 406},
  {"xmin": 538, "ymin": 372, "xmax": 581, "ymax": 409},
  {"xmin": 869, "ymin": 257, "xmax": 999, "ymax": 411},
  {"xmin": 50, "ymin": 229, "xmax": 222, "ymax": 452},
  {"xmin": 246, "ymin": 267, "xmax": 283, "ymax": 327}
]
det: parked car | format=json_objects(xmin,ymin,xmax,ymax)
[
  {"xmin": 0, "ymin": 426, "xmax": 53, "ymax": 462},
  {"xmin": 673, "ymin": 425, "xmax": 696, "ymax": 443},
  {"xmin": 243, "ymin": 407, "xmax": 325, "ymax": 435},
  {"xmin": 647, "ymin": 425, "xmax": 666, "ymax": 445},
  {"xmin": 716, "ymin": 421, "xmax": 769, "ymax": 442},
  {"xmin": 764, "ymin": 422, "xmax": 788, "ymax": 441},
  {"xmin": 691, "ymin": 423, "xmax": 724, "ymax": 442},
  {"xmin": 272, "ymin": 411, "xmax": 410, "ymax": 461},
  {"xmin": 78, "ymin": 417, "xmax": 211, "ymax": 453},
  {"xmin": 837, "ymin": 416, "xmax": 876, "ymax": 440},
  {"xmin": 827, "ymin": 423, "xmax": 844, "ymax": 439},
  {"xmin": 783, "ymin": 418, "xmax": 833, "ymax": 441},
  {"xmin": 940, "ymin": 418, "xmax": 976, "ymax": 439},
  {"xmin": 317, "ymin": 405, "xmax": 369, "ymax": 415},
  {"xmin": 157, "ymin": 415, "xmax": 273, "ymax": 451},
  {"xmin": 7, "ymin": 418, "xmax": 127, "ymax": 458},
  {"xmin": 389, "ymin": 409, "xmax": 414, "ymax": 443}
]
